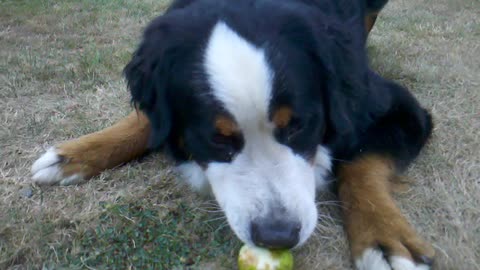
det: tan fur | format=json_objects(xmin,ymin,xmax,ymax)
[
  {"xmin": 215, "ymin": 115, "xmax": 239, "ymax": 137},
  {"xmin": 272, "ymin": 106, "xmax": 293, "ymax": 129},
  {"xmin": 338, "ymin": 155, "xmax": 435, "ymax": 262},
  {"xmin": 55, "ymin": 110, "xmax": 151, "ymax": 179},
  {"xmin": 365, "ymin": 13, "xmax": 379, "ymax": 34}
]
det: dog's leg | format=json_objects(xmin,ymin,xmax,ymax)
[
  {"xmin": 338, "ymin": 155, "xmax": 435, "ymax": 270},
  {"xmin": 31, "ymin": 111, "xmax": 151, "ymax": 185}
]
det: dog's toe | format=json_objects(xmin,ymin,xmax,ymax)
[
  {"xmin": 31, "ymin": 147, "xmax": 84, "ymax": 185},
  {"xmin": 355, "ymin": 248, "xmax": 391, "ymax": 270},
  {"xmin": 390, "ymin": 256, "xmax": 431, "ymax": 270},
  {"xmin": 355, "ymin": 247, "xmax": 433, "ymax": 270}
]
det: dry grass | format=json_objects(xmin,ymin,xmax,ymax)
[{"xmin": 1, "ymin": 0, "xmax": 479, "ymax": 269}]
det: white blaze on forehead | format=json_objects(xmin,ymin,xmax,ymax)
[
  {"xmin": 204, "ymin": 21, "xmax": 273, "ymax": 125},
  {"xmin": 202, "ymin": 21, "xmax": 326, "ymax": 247}
]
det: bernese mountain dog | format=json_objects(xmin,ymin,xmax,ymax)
[{"xmin": 31, "ymin": 0, "xmax": 435, "ymax": 269}]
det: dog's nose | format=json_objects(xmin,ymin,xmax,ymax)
[{"xmin": 251, "ymin": 220, "xmax": 301, "ymax": 249}]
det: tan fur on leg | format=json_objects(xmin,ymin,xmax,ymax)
[
  {"xmin": 32, "ymin": 111, "xmax": 151, "ymax": 185},
  {"xmin": 338, "ymin": 155, "xmax": 435, "ymax": 269},
  {"xmin": 365, "ymin": 13, "xmax": 379, "ymax": 34}
]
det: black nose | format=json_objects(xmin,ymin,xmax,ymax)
[{"xmin": 251, "ymin": 220, "xmax": 301, "ymax": 249}]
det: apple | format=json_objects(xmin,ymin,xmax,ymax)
[{"xmin": 238, "ymin": 245, "xmax": 294, "ymax": 270}]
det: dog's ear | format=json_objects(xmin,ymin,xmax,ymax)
[
  {"xmin": 279, "ymin": 12, "xmax": 368, "ymax": 145},
  {"xmin": 309, "ymin": 15, "xmax": 371, "ymax": 146},
  {"xmin": 123, "ymin": 21, "xmax": 176, "ymax": 149}
]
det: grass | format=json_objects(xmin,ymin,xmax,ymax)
[
  {"xmin": 51, "ymin": 200, "xmax": 237, "ymax": 269},
  {"xmin": 0, "ymin": 0, "xmax": 479, "ymax": 269}
]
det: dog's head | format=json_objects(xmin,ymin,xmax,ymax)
[{"xmin": 124, "ymin": 0, "xmax": 367, "ymax": 249}]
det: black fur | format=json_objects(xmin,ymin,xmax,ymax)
[
  {"xmin": 124, "ymin": 0, "xmax": 432, "ymax": 173},
  {"xmin": 366, "ymin": 0, "xmax": 389, "ymax": 13}
]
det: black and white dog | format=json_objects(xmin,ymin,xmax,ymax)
[{"xmin": 32, "ymin": 0, "xmax": 435, "ymax": 269}]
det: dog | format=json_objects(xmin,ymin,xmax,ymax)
[{"xmin": 31, "ymin": 0, "xmax": 435, "ymax": 269}]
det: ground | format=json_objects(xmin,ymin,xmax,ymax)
[{"xmin": 0, "ymin": 0, "xmax": 478, "ymax": 269}]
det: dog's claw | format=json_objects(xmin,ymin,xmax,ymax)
[{"xmin": 417, "ymin": 255, "xmax": 434, "ymax": 266}]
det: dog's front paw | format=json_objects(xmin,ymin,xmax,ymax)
[
  {"xmin": 351, "ymin": 212, "xmax": 435, "ymax": 270},
  {"xmin": 31, "ymin": 147, "xmax": 85, "ymax": 186},
  {"xmin": 356, "ymin": 247, "xmax": 432, "ymax": 270}
]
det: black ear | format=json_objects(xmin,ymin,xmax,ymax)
[
  {"xmin": 308, "ymin": 13, "xmax": 371, "ymax": 144},
  {"xmin": 123, "ymin": 25, "xmax": 174, "ymax": 149}
]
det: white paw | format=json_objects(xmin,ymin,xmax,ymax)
[
  {"xmin": 31, "ymin": 147, "xmax": 84, "ymax": 185},
  {"xmin": 313, "ymin": 145, "xmax": 332, "ymax": 190},
  {"xmin": 176, "ymin": 161, "xmax": 211, "ymax": 195},
  {"xmin": 355, "ymin": 248, "xmax": 431, "ymax": 270}
]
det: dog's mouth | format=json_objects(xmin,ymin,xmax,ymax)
[
  {"xmin": 217, "ymin": 203, "xmax": 319, "ymax": 250},
  {"xmin": 210, "ymin": 185, "xmax": 319, "ymax": 250},
  {"xmin": 177, "ymin": 144, "xmax": 331, "ymax": 250}
]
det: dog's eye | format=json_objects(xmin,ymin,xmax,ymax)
[
  {"xmin": 212, "ymin": 133, "xmax": 232, "ymax": 147},
  {"xmin": 210, "ymin": 133, "xmax": 241, "ymax": 162},
  {"xmin": 275, "ymin": 117, "xmax": 306, "ymax": 144},
  {"xmin": 285, "ymin": 118, "xmax": 305, "ymax": 141}
]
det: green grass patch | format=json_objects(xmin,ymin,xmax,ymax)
[
  {"xmin": 1, "ymin": 0, "xmax": 169, "ymax": 22},
  {"xmin": 52, "ymin": 200, "xmax": 240, "ymax": 269}
]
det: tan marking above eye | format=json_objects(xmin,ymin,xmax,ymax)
[
  {"xmin": 215, "ymin": 115, "xmax": 239, "ymax": 137},
  {"xmin": 272, "ymin": 106, "xmax": 293, "ymax": 128}
]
